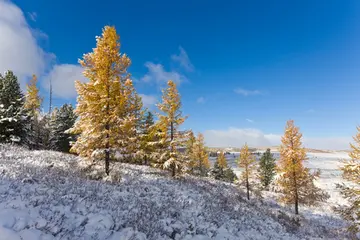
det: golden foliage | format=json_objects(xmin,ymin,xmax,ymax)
[
  {"xmin": 70, "ymin": 26, "xmax": 133, "ymax": 162},
  {"xmin": 336, "ymin": 126, "xmax": 360, "ymax": 234},
  {"xmin": 24, "ymin": 74, "xmax": 42, "ymax": 115},
  {"xmin": 188, "ymin": 133, "xmax": 210, "ymax": 176},
  {"xmin": 216, "ymin": 151, "xmax": 228, "ymax": 169},
  {"xmin": 155, "ymin": 80, "xmax": 187, "ymax": 177},
  {"xmin": 238, "ymin": 143, "xmax": 256, "ymax": 200},
  {"xmin": 277, "ymin": 120, "xmax": 328, "ymax": 214}
]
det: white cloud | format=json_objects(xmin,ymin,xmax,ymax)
[
  {"xmin": 197, "ymin": 97, "xmax": 205, "ymax": 104},
  {"xmin": 302, "ymin": 137, "xmax": 351, "ymax": 151},
  {"xmin": 42, "ymin": 64, "xmax": 87, "ymax": 99},
  {"xmin": 204, "ymin": 128, "xmax": 279, "ymax": 148},
  {"xmin": 0, "ymin": 1, "xmax": 50, "ymax": 85},
  {"xmin": 203, "ymin": 127, "xmax": 351, "ymax": 150},
  {"xmin": 141, "ymin": 62, "xmax": 187, "ymax": 86},
  {"xmin": 171, "ymin": 46, "xmax": 194, "ymax": 72},
  {"xmin": 27, "ymin": 12, "xmax": 37, "ymax": 22},
  {"xmin": 139, "ymin": 94, "xmax": 157, "ymax": 108},
  {"xmin": 246, "ymin": 118, "xmax": 254, "ymax": 123},
  {"xmin": 234, "ymin": 88, "xmax": 261, "ymax": 96}
]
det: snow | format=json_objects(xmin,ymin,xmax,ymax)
[{"xmin": 0, "ymin": 144, "xmax": 352, "ymax": 239}]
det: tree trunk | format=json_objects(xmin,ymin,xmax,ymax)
[
  {"xmin": 292, "ymin": 159, "xmax": 299, "ymax": 214},
  {"xmin": 294, "ymin": 171, "xmax": 299, "ymax": 214},
  {"xmin": 105, "ymin": 123, "xmax": 110, "ymax": 176},
  {"xmin": 172, "ymin": 163, "xmax": 176, "ymax": 177},
  {"xmin": 170, "ymin": 122, "xmax": 174, "ymax": 141},
  {"xmin": 105, "ymin": 83, "xmax": 110, "ymax": 176},
  {"xmin": 290, "ymin": 140, "xmax": 299, "ymax": 215},
  {"xmin": 246, "ymin": 173, "xmax": 250, "ymax": 200},
  {"xmin": 170, "ymin": 121, "xmax": 176, "ymax": 177}
]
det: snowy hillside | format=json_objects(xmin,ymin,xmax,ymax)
[{"xmin": 0, "ymin": 145, "xmax": 350, "ymax": 239}]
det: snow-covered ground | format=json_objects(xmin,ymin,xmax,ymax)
[
  {"xmin": 0, "ymin": 145, "xmax": 351, "ymax": 239},
  {"xmin": 212, "ymin": 151, "xmax": 350, "ymax": 205}
]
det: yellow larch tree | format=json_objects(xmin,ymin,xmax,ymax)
[
  {"xmin": 70, "ymin": 25, "xmax": 131, "ymax": 175},
  {"xmin": 216, "ymin": 151, "xmax": 228, "ymax": 169},
  {"xmin": 211, "ymin": 150, "xmax": 237, "ymax": 182},
  {"xmin": 24, "ymin": 74, "xmax": 42, "ymax": 116},
  {"xmin": 277, "ymin": 120, "xmax": 328, "ymax": 214},
  {"xmin": 119, "ymin": 79, "xmax": 143, "ymax": 163},
  {"xmin": 189, "ymin": 133, "xmax": 211, "ymax": 176},
  {"xmin": 238, "ymin": 143, "xmax": 256, "ymax": 200},
  {"xmin": 155, "ymin": 80, "xmax": 187, "ymax": 177},
  {"xmin": 24, "ymin": 74, "xmax": 44, "ymax": 149},
  {"xmin": 335, "ymin": 126, "xmax": 360, "ymax": 234},
  {"xmin": 186, "ymin": 130, "xmax": 197, "ymax": 172}
]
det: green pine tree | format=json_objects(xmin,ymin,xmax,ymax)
[
  {"xmin": 258, "ymin": 148, "xmax": 276, "ymax": 189},
  {"xmin": 139, "ymin": 110, "xmax": 156, "ymax": 165},
  {"xmin": 0, "ymin": 71, "xmax": 28, "ymax": 145},
  {"xmin": 49, "ymin": 104, "xmax": 77, "ymax": 152},
  {"xmin": 211, "ymin": 151, "xmax": 237, "ymax": 182}
]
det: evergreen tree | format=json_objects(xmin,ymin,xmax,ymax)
[
  {"xmin": 155, "ymin": 80, "xmax": 187, "ymax": 177},
  {"xmin": 49, "ymin": 104, "xmax": 77, "ymax": 152},
  {"xmin": 70, "ymin": 26, "xmax": 132, "ymax": 175},
  {"xmin": 277, "ymin": 120, "xmax": 329, "ymax": 214},
  {"xmin": 211, "ymin": 151, "xmax": 237, "ymax": 182},
  {"xmin": 120, "ymin": 79, "xmax": 143, "ymax": 163},
  {"xmin": 335, "ymin": 126, "xmax": 360, "ymax": 234},
  {"xmin": 238, "ymin": 143, "xmax": 256, "ymax": 200},
  {"xmin": 139, "ymin": 110, "xmax": 156, "ymax": 165},
  {"xmin": 189, "ymin": 133, "xmax": 210, "ymax": 176},
  {"xmin": 258, "ymin": 148, "xmax": 276, "ymax": 189},
  {"xmin": 38, "ymin": 114, "xmax": 51, "ymax": 149},
  {"xmin": 0, "ymin": 71, "xmax": 28, "ymax": 144}
]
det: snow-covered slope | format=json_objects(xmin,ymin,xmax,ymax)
[{"xmin": 0, "ymin": 145, "xmax": 350, "ymax": 239}]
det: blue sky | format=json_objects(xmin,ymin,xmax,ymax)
[{"xmin": 2, "ymin": 0, "xmax": 360, "ymax": 149}]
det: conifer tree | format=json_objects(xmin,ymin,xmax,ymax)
[
  {"xmin": 24, "ymin": 74, "xmax": 42, "ymax": 116},
  {"xmin": 238, "ymin": 143, "xmax": 256, "ymax": 200},
  {"xmin": 49, "ymin": 104, "xmax": 77, "ymax": 152},
  {"xmin": 212, "ymin": 151, "xmax": 228, "ymax": 179},
  {"xmin": 70, "ymin": 25, "xmax": 131, "ymax": 175},
  {"xmin": 120, "ymin": 79, "xmax": 143, "ymax": 163},
  {"xmin": 277, "ymin": 120, "xmax": 329, "ymax": 214},
  {"xmin": 335, "ymin": 126, "xmax": 360, "ymax": 234},
  {"xmin": 0, "ymin": 71, "xmax": 28, "ymax": 144},
  {"xmin": 258, "ymin": 148, "xmax": 276, "ymax": 189},
  {"xmin": 211, "ymin": 151, "xmax": 237, "ymax": 182},
  {"xmin": 155, "ymin": 80, "xmax": 187, "ymax": 177},
  {"xmin": 24, "ymin": 74, "xmax": 44, "ymax": 149},
  {"xmin": 189, "ymin": 133, "xmax": 210, "ymax": 176},
  {"xmin": 139, "ymin": 110, "xmax": 156, "ymax": 165},
  {"xmin": 186, "ymin": 130, "xmax": 197, "ymax": 172},
  {"xmin": 38, "ymin": 114, "xmax": 51, "ymax": 149}
]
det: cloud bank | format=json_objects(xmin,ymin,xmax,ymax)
[{"xmin": 203, "ymin": 127, "xmax": 351, "ymax": 150}]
